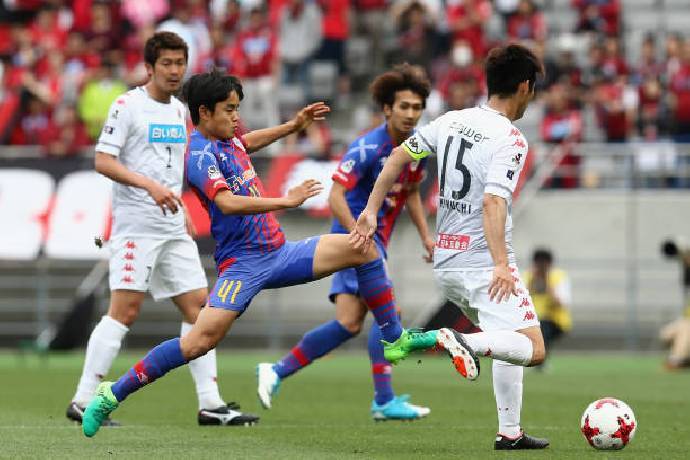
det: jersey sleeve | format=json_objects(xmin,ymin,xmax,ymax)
[
  {"xmin": 485, "ymin": 130, "xmax": 529, "ymax": 200},
  {"xmin": 331, "ymin": 139, "xmax": 376, "ymax": 190},
  {"xmin": 95, "ymin": 98, "xmax": 132, "ymax": 157},
  {"xmin": 402, "ymin": 116, "xmax": 442, "ymax": 160},
  {"xmin": 186, "ymin": 145, "xmax": 229, "ymax": 201}
]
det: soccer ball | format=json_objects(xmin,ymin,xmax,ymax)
[{"xmin": 580, "ymin": 398, "xmax": 637, "ymax": 450}]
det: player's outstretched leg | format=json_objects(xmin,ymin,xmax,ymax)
[
  {"xmin": 258, "ymin": 320, "xmax": 354, "ymax": 409},
  {"xmin": 82, "ymin": 382, "xmax": 119, "ymax": 437},
  {"xmin": 368, "ymin": 323, "xmax": 429, "ymax": 421}
]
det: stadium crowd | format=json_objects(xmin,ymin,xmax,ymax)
[{"xmin": 0, "ymin": 0, "xmax": 689, "ymax": 186}]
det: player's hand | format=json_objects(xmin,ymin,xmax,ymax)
[
  {"xmin": 349, "ymin": 209, "xmax": 377, "ymax": 253},
  {"xmin": 147, "ymin": 181, "xmax": 182, "ymax": 215},
  {"xmin": 285, "ymin": 179, "xmax": 323, "ymax": 208},
  {"xmin": 422, "ymin": 235, "xmax": 435, "ymax": 263},
  {"xmin": 291, "ymin": 102, "xmax": 331, "ymax": 132},
  {"xmin": 488, "ymin": 264, "xmax": 518, "ymax": 303}
]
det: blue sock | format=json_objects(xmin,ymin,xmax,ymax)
[
  {"xmin": 355, "ymin": 258, "xmax": 402, "ymax": 342},
  {"xmin": 368, "ymin": 321, "xmax": 394, "ymax": 405},
  {"xmin": 273, "ymin": 320, "xmax": 353, "ymax": 379},
  {"xmin": 111, "ymin": 338, "xmax": 187, "ymax": 402}
]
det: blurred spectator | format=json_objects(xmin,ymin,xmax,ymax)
[
  {"xmin": 77, "ymin": 60, "xmax": 127, "ymax": 140},
  {"xmin": 593, "ymin": 75, "xmax": 637, "ymax": 143},
  {"xmin": 635, "ymin": 34, "xmax": 663, "ymax": 84},
  {"xmin": 668, "ymin": 41, "xmax": 690, "ymax": 143},
  {"xmin": 122, "ymin": 0, "xmax": 169, "ymax": 30},
  {"xmin": 39, "ymin": 104, "xmax": 90, "ymax": 157},
  {"xmin": 572, "ymin": 0, "xmax": 620, "ymax": 36},
  {"xmin": 315, "ymin": 0, "xmax": 351, "ymax": 98},
  {"xmin": 524, "ymin": 248, "xmax": 572, "ymax": 367},
  {"xmin": 434, "ymin": 39, "xmax": 484, "ymax": 108},
  {"xmin": 601, "ymin": 36, "xmax": 628, "ymax": 80},
  {"xmin": 10, "ymin": 94, "xmax": 49, "ymax": 145},
  {"xmin": 541, "ymin": 83, "xmax": 583, "ymax": 188},
  {"xmin": 231, "ymin": 6, "xmax": 280, "ymax": 131},
  {"xmin": 506, "ymin": 0, "xmax": 546, "ymax": 43},
  {"xmin": 82, "ymin": 1, "xmax": 121, "ymax": 61},
  {"xmin": 445, "ymin": 0, "xmax": 492, "ymax": 58},
  {"xmin": 279, "ymin": 0, "xmax": 322, "ymax": 102},
  {"xmin": 665, "ymin": 33, "xmax": 683, "ymax": 80},
  {"xmin": 28, "ymin": 5, "xmax": 68, "ymax": 54},
  {"xmin": 389, "ymin": 2, "xmax": 438, "ymax": 72},
  {"xmin": 637, "ymin": 76, "xmax": 664, "ymax": 138},
  {"xmin": 158, "ymin": 1, "xmax": 211, "ymax": 75},
  {"xmin": 284, "ymin": 122, "xmax": 332, "ymax": 159}
]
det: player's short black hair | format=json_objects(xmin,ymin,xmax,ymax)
[
  {"xmin": 182, "ymin": 70, "xmax": 244, "ymax": 125},
  {"xmin": 532, "ymin": 248, "xmax": 553, "ymax": 264},
  {"xmin": 485, "ymin": 44, "xmax": 544, "ymax": 98},
  {"xmin": 144, "ymin": 31, "xmax": 189, "ymax": 67},
  {"xmin": 370, "ymin": 63, "xmax": 431, "ymax": 109}
]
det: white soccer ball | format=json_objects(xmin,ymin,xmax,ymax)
[{"xmin": 580, "ymin": 397, "xmax": 637, "ymax": 450}]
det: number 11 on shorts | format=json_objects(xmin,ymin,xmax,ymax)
[{"xmin": 218, "ymin": 279, "xmax": 242, "ymax": 304}]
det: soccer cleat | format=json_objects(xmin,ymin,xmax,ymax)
[
  {"xmin": 198, "ymin": 404, "xmax": 260, "ymax": 426},
  {"xmin": 82, "ymin": 382, "xmax": 119, "ymax": 438},
  {"xmin": 436, "ymin": 328, "xmax": 480, "ymax": 380},
  {"xmin": 66, "ymin": 401, "xmax": 120, "ymax": 427},
  {"xmin": 256, "ymin": 363, "xmax": 281, "ymax": 409},
  {"xmin": 371, "ymin": 394, "xmax": 430, "ymax": 421},
  {"xmin": 494, "ymin": 432, "xmax": 550, "ymax": 450},
  {"xmin": 381, "ymin": 328, "xmax": 439, "ymax": 364}
]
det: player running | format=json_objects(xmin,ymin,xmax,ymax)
[
  {"xmin": 351, "ymin": 44, "xmax": 550, "ymax": 450},
  {"xmin": 79, "ymin": 70, "xmax": 439, "ymax": 438},
  {"xmin": 256, "ymin": 64, "xmax": 435, "ymax": 421},
  {"xmin": 66, "ymin": 32, "xmax": 259, "ymax": 428}
]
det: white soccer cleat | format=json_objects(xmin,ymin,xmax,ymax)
[
  {"xmin": 436, "ymin": 328, "xmax": 480, "ymax": 381},
  {"xmin": 256, "ymin": 363, "xmax": 281, "ymax": 409}
]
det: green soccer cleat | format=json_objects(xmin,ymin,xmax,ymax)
[
  {"xmin": 82, "ymin": 382, "xmax": 119, "ymax": 438},
  {"xmin": 382, "ymin": 328, "xmax": 439, "ymax": 364}
]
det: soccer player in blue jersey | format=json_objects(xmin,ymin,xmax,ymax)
[
  {"xmin": 257, "ymin": 64, "xmax": 436, "ymax": 420},
  {"xmin": 80, "ymin": 70, "xmax": 440, "ymax": 437}
]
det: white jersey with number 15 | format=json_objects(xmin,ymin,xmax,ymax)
[
  {"xmin": 95, "ymin": 86, "xmax": 188, "ymax": 239},
  {"xmin": 402, "ymin": 105, "xmax": 529, "ymax": 270}
]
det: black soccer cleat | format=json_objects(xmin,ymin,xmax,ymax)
[
  {"xmin": 198, "ymin": 404, "xmax": 260, "ymax": 426},
  {"xmin": 66, "ymin": 401, "xmax": 121, "ymax": 426},
  {"xmin": 494, "ymin": 432, "xmax": 549, "ymax": 450}
]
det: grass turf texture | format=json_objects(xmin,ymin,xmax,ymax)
[{"xmin": 1, "ymin": 351, "xmax": 689, "ymax": 459}]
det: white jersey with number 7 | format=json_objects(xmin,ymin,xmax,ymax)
[{"xmin": 402, "ymin": 105, "xmax": 529, "ymax": 270}]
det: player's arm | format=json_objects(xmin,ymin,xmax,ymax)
[
  {"xmin": 483, "ymin": 193, "xmax": 515, "ymax": 303},
  {"xmin": 350, "ymin": 146, "xmax": 414, "ymax": 249},
  {"xmin": 241, "ymin": 102, "xmax": 330, "ymax": 153},
  {"xmin": 405, "ymin": 182, "xmax": 435, "ymax": 263},
  {"xmin": 328, "ymin": 182, "xmax": 357, "ymax": 231},
  {"xmin": 213, "ymin": 180, "xmax": 323, "ymax": 215}
]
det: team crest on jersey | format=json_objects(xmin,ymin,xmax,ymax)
[
  {"xmin": 148, "ymin": 124, "xmax": 185, "ymax": 143},
  {"xmin": 208, "ymin": 165, "xmax": 222, "ymax": 179},
  {"xmin": 340, "ymin": 159, "xmax": 355, "ymax": 174},
  {"xmin": 506, "ymin": 170, "xmax": 515, "ymax": 180}
]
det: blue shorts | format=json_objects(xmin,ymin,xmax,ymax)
[
  {"xmin": 209, "ymin": 236, "xmax": 320, "ymax": 313},
  {"xmin": 328, "ymin": 240, "xmax": 388, "ymax": 303}
]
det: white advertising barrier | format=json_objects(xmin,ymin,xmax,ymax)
[
  {"xmin": 45, "ymin": 171, "xmax": 111, "ymax": 260},
  {"xmin": 0, "ymin": 169, "xmax": 54, "ymax": 260}
]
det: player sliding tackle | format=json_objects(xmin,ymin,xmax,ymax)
[
  {"xmin": 80, "ymin": 70, "xmax": 438, "ymax": 438},
  {"xmin": 350, "ymin": 44, "xmax": 550, "ymax": 450}
]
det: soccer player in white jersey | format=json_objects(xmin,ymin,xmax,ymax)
[
  {"xmin": 351, "ymin": 44, "xmax": 550, "ymax": 450},
  {"xmin": 66, "ymin": 32, "xmax": 258, "ymax": 427}
]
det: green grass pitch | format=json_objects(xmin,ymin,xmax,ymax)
[{"xmin": 2, "ymin": 351, "xmax": 689, "ymax": 459}]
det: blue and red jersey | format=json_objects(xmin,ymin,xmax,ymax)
[
  {"xmin": 186, "ymin": 130, "xmax": 285, "ymax": 270},
  {"xmin": 330, "ymin": 123, "xmax": 427, "ymax": 248}
]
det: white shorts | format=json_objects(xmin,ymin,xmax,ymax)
[
  {"xmin": 434, "ymin": 265, "xmax": 540, "ymax": 332},
  {"xmin": 109, "ymin": 236, "xmax": 208, "ymax": 301}
]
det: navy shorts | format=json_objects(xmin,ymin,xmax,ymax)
[{"xmin": 209, "ymin": 236, "xmax": 320, "ymax": 313}]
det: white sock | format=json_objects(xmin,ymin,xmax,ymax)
[
  {"xmin": 72, "ymin": 315, "xmax": 128, "ymax": 405},
  {"xmin": 181, "ymin": 322, "xmax": 225, "ymax": 410},
  {"xmin": 493, "ymin": 360, "xmax": 523, "ymax": 438},
  {"xmin": 461, "ymin": 330, "xmax": 533, "ymax": 366}
]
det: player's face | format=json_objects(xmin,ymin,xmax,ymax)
[
  {"xmin": 149, "ymin": 49, "xmax": 187, "ymax": 95},
  {"xmin": 385, "ymin": 90, "xmax": 424, "ymax": 136},
  {"xmin": 515, "ymin": 81, "xmax": 536, "ymax": 120},
  {"xmin": 206, "ymin": 91, "xmax": 241, "ymax": 140}
]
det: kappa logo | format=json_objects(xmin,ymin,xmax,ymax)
[
  {"xmin": 123, "ymin": 264, "xmax": 135, "ymax": 272},
  {"xmin": 521, "ymin": 297, "xmax": 531, "ymax": 307},
  {"xmin": 121, "ymin": 275, "xmax": 134, "ymax": 284},
  {"xmin": 512, "ymin": 139, "xmax": 526, "ymax": 149},
  {"xmin": 124, "ymin": 252, "xmax": 135, "ymax": 260},
  {"xmin": 523, "ymin": 311, "xmax": 535, "ymax": 321},
  {"xmin": 125, "ymin": 241, "xmax": 136, "ymax": 249},
  {"xmin": 509, "ymin": 127, "xmax": 521, "ymax": 137}
]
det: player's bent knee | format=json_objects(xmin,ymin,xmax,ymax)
[
  {"xmin": 108, "ymin": 305, "xmax": 141, "ymax": 326},
  {"xmin": 339, "ymin": 318, "xmax": 363, "ymax": 336}
]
